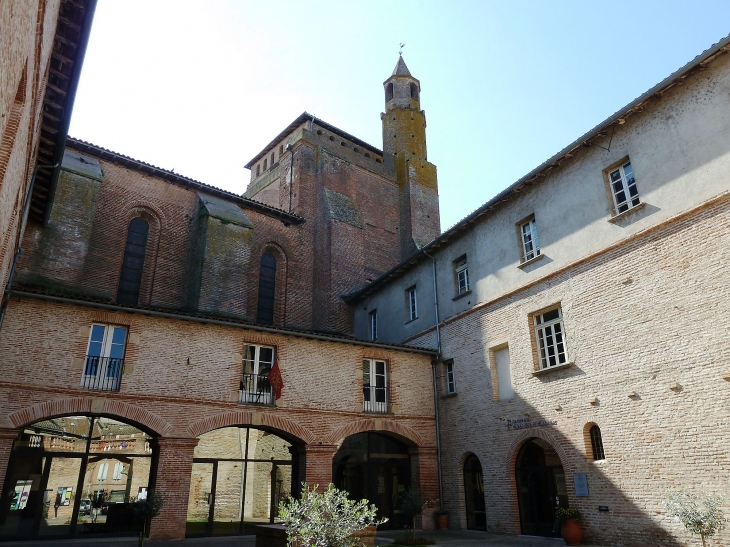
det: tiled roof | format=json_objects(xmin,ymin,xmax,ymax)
[{"xmin": 66, "ymin": 138, "xmax": 305, "ymax": 225}]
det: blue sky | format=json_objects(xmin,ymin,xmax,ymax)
[{"xmin": 70, "ymin": 0, "xmax": 730, "ymax": 230}]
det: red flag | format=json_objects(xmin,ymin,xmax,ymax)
[{"xmin": 269, "ymin": 361, "xmax": 284, "ymax": 400}]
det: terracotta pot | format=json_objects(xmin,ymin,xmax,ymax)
[
  {"xmin": 436, "ymin": 514, "xmax": 449, "ymax": 530},
  {"xmin": 561, "ymin": 519, "xmax": 582, "ymax": 546}
]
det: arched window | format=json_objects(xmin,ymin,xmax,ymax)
[
  {"xmin": 256, "ymin": 253, "xmax": 276, "ymax": 325},
  {"xmin": 410, "ymin": 82, "xmax": 419, "ymax": 101},
  {"xmin": 263, "ymin": 158, "xmax": 268, "ymax": 170},
  {"xmin": 385, "ymin": 82, "xmax": 394, "ymax": 103},
  {"xmin": 590, "ymin": 425, "xmax": 605, "ymax": 460},
  {"xmin": 117, "ymin": 218, "xmax": 149, "ymax": 306}
]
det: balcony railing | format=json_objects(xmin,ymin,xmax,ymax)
[
  {"xmin": 363, "ymin": 386, "xmax": 388, "ymax": 414},
  {"xmin": 81, "ymin": 356, "xmax": 124, "ymax": 392},
  {"xmin": 239, "ymin": 373, "xmax": 274, "ymax": 405}
]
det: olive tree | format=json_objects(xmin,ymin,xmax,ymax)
[
  {"xmin": 664, "ymin": 490, "xmax": 727, "ymax": 547},
  {"xmin": 278, "ymin": 483, "xmax": 387, "ymax": 547}
]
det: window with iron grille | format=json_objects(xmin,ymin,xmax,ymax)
[
  {"xmin": 590, "ymin": 425, "xmax": 605, "ymax": 460},
  {"xmin": 82, "ymin": 324, "xmax": 127, "ymax": 391},
  {"xmin": 534, "ymin": 307, "xmax": 568, "ymax": 369},
  {"xmin": 117, "ymin": 218, "xmax": 149, "ymax": 306},
  {"xmin": 454, "ymin": 256, "xmax": 469, "ymax": 295},
  {"xmin": 608, "ymin": 161, "xmax": 640, "ymax": 214},
  {"xmin": 407, "ymin": 286, "xmax": 418, "ymax": 321},
  {"xmin": 519, "ymin": 216, "xmax": 540, "ymax": 262},
  {"xmin": 369, "ymin": 310, "xmax": 378, "ymax": 341},
  {"xmin": 240, "ymin": 344, "xmax": 275, "ymax": 405},
  {"xmin": 363, "ymin": 359, "xmax": 388, "ymax": 413},
  {"xmin": 445, "ymin": 361, "xmax": 456, "ymax": 394}
]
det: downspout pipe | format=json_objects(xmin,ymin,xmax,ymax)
[
  {"xmin": 418, "ymin": 243, "xmax": 444, "ymax": 511},
  {"xmin": 0, "ymin": 161, "xmax": 61, "ymax": 330}
]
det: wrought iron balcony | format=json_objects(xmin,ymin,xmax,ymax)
[
  {"xmin": 239, "ymin": 373, "xmax": 274, "ymax": 406},
  {"xmin": 363, "ymin": 386, "xmax": 388, "ymax": 414},
  {"xmin": 81, "ymin": 356, "xmax": 124, "ymax": 392}
]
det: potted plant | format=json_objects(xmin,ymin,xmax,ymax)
[
  {"xmin": 434, "ymin": 509, "xmax": 449, "ymax": 530},
  {"xmin": 554, "ymin": 507, "xmax": 582, "ymax": 546}
]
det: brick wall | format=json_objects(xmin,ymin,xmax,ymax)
[
  {"xmin": 0, "ymin": 297, "xmax": 437, "ymax": 538},
  {"xmin": 414, "ymin": 193, "xmax": 730, "ymax": 546},
  {"xmin": 0, "ymin": 0, "xmax": 62, "ymax": 294}
]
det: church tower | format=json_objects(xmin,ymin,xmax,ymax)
[{"xmin": 382, "ymin": 56, "xmax": 440, "ymax": 259}]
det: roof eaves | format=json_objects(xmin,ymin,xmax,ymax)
[
  {"xmin": 343, "ymin": 33, "xmax": 730, "ymax": 303},
  {"xmin": 244, "ymin": 112, "xmax": 384, "ymax": 169},
  {"xmin": 65, "ymin": 137, "xmax": 305, "ymax": 225}
]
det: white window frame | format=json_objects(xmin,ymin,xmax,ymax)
[
  {"xmin": 97, "ymin": 462, "xmax": 108, "ymax": 482},
  {"xmin": 534, "ymin": 307, "xmax": 568, "ymax": 370},
  {"xmin": 240, "ymin": 344, "xmax": 275, "ymax": 405},
  {"xmin": 363, "ymin": 358, "xmax": 388, "ymax": 413},
  {"xmin": 369, "ymin": 310, "xmax": 378, "ymax": 341},
  {"xmin": 454, "ymin": 257, "xmax": 469, "ymax": 295},
  {"xmin": 608, "ymin": 161, "xmax": 639, "ymax": 214},
  {"xmin": 407, "ymin": 287, "xmax": 418, "ymax": 321},
  {"xmin": 520, "ymin": 217, "xmax": 540, "ymax": 262},
  {"xmin": 82, "ymin": 324, "xmax": 127, "ymax": 391},
  {"xmin": 445, "ymin": 361, "xmax": 456, "ymax": 394}
]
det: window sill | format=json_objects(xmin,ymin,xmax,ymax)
[
  {"xmin": 452, "ymin": 290, "xmax": 472, "ymax": 302},
  {"xmin": 532, "ymin": 361, "xmax": 574, "ymax": 376},
  {"xmin": 440, "ymin": 392, "xmax": 458, "ymax": 399},
  {"xmin": 404, "ymin": 317, "xmax": 419, "ymax": 325},
  {"xmin": 608, "ymin": 202, "xmax": 645, "ymax": 223},
  {"xmin": 518, "ymin": 252, "xmax": 544, "ymax": 269}
]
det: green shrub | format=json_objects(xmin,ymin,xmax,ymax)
[
  {"xmin": 278, "ymin": 483, "xmax": 386, "ymax": 547},
  {"xmin": 664, "ymin": 490, "xmax": 727, "ymax": 547}
]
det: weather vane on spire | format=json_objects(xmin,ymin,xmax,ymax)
[{"xmin": 399, "ymin": 42, "xmax": 406, "ymax": 56}]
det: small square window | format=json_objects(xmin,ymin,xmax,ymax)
[
  {"xmin": 445, "ymin": 361, "xmax": 456, "ymax": 394},
  {"xmin": 606, "ymin": 159, "xmax": 640, "ymax": 214},
  {"xmin": 406, "ymin": 286, "xmax": 418, "ymax": 321},
  {"xmin": 533, "ymin": 306, "xmax": 568, "ymax": 370},
  {"xmin": 454, "ymin": 256, "xmax": 469, "ymax": 295},
  {"xmin": 369, "ymin": 310, "xmax": 378, "ymax": 341},
  {"xmin": 518, "ymin": 216, "xmax": 540, "ymax": 262}
]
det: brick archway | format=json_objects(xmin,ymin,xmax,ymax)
[
  {"xmin": 506, "ymin": 427, "xmax": 573, "ymax": 474},
  {"xmin": 186, "ymin": 410, "xmax": 315, "ymax": 444},
  {"xmin": 7, "ymin": 397, "xmax": 173, "ymax": 436},
  {"xmin": 325, "ymin": 418, "xmax": 425, "ymax": 447}
]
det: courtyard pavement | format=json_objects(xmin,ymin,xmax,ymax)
[{"xmin": 0, "ymin": 530, "xmax": 604, "ymax": 547}]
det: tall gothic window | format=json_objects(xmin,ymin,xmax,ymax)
[
  {"xmin": 116, "ymin": 217, "xmax": 149, "ymax": 306},
  {"xmin": 590, "ymin": 425, "xmax": 605, "ymax": 460},
  {"xmin": 256, "ymin": 253, "xmax": 276, "ymax": 325}
]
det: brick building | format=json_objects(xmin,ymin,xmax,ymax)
[
  {"xmin": 349, "ymin": 37, "xmax": 730, "ymax": 546},
  {"xmin": 0, "ymin": 52, "xmax": 441, "ymax": 541}
]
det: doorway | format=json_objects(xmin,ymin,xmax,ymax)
[
  {"xmin": 515, "ymin": 438, "xmax": 568, "ymax": 537},
  {"xmin": 333, "ymin": 432, "xmax": 411, "ymax": 529},
  {"xmin": 185, "ymin": 427, "xmax": 294, "ymax": 537},
  {"xmin": 463, "ymin": 455, "xmax": 487, "ymax": 530}
]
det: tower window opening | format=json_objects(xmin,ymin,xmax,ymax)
[
  {"xmin": 375, "ymin": 159, "xmax": 381, "ymax": 164},
  {"xmin": 263, "ymin": 159, "xmax": 268, "ymax": 170},
  {"xmin": 329, "ymin": 136, "xmax": 335, "ymax": 141},
  {"xmin": 410, "ymin": 83, "xmax": 419, "ymax": 101},
  {"xmin": 365, "ymin": 153, "xmax": 371, "ymax": 158},
  {"xmin": 316, "ymin": 129, "xmax": 323, "ymax": 135},
  {"xmin": 256, "ymin": 165, "xmax": 260, "ymax": 177},
  {"xmin": 279, "ymin": 144, "xmax": 283, "ymax": 154},
  {"xmin": 341, "ymin": 142, "xmax": 346, "ymax": 147},
  {"xmin": 271, "ymin": 152, "xmax": 275, "ymax": 164},
  {"xmin": 385, "ymin": 82, "xmax": 394, "ymax": 102}
]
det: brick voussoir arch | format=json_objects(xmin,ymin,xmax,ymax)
[
  {"xmin": 326, "ymin": 419, "xmax": 425, "ymax": 447},
  {"xmin": 506, "ymin": 427, "xmax": 574, "ymax": 473},
  {"xmin": 186, "ymin": 410, "xmax": 315, "ymax": 444},
  {"xmin": 8, "ymin": 397, "xmax": 174, "ymax": 436}
]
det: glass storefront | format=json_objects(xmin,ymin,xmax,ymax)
[
  {"xmin": 333, "ymin": 432, "xmax": 411, "ymax": 529},
  {"xmin": 185, "ymin": 427, "xmax": 294, "ymax": 537},
  {"xmin": 0, "ymin": 416, "xmax": 154, "ymax": 541}
]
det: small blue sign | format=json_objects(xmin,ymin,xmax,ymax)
[{"xmin": 574, "ymin": 473, "xmax": 589, "ymax": 497}]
